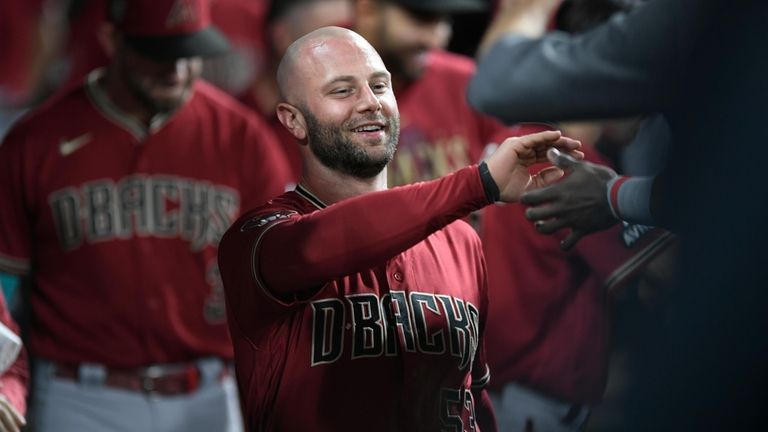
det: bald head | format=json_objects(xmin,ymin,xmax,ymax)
[{"xmin": 276, "ymin": 26, "xmax": 386, "ymax": 105}]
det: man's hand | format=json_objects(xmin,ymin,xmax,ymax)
[
  {"xmin": 0, "ymin": 395, "xmax": 24, "ymax": 432},
  {"xmin": 485, "ymin": 130, "xmax": 583, "ymax": 203},
  {"xmin": 521, "ymin": 148, "xmax": 619, "ymax": 250}
]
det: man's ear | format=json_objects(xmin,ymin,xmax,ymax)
[
  {"xmin": 97, "ymin": 22, "xmax": 118, "ymax": 58},
  {"xmin": 276, "ymin": 103, "xmax": 308, "ymax": 141}
]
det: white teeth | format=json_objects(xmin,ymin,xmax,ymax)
[{"xmin": 353, "ymin": 125, "xmax": 382, "ymax": 132}]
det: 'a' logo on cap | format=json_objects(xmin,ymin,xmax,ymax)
[{"xmin": 166, "ymin": 0, "xmax": 199, "ymax": 29}]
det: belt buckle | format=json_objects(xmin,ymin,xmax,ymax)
[{"xmin": 140, "ymin": 365, "xmax": 164, "ymax": 394}]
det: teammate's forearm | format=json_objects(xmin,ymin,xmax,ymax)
[{"xmin": 258, "ymin": 165, "xmax": 490, "ymax": 294}]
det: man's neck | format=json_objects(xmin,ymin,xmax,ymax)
[
  {"xmin": 100, "ymin": 68, "xmax": 156, "ymax": 127},
  {"xmin": 299, "ymin": 161, "xmax": 387, "ymax": 205}
]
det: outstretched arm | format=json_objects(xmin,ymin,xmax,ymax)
[
  {"xmin": 243, "ymin": 131, "xmax": 581, "ymax": 297},
  {"xmin": 468, "ymin": 0, "xmax": 703, "ymax": 124}
]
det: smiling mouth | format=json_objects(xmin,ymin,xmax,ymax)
[{"xmin": 352, "ymin": 124, "xmax": 385, "ymax": 133}]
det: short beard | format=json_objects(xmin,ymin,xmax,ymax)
[
  {"xmin": 302, "ymin": 108, "xmax": 399, "ymax": 179},
  {"xmin": 122, "ymin": 65, "xmax": 190, "ymax": 114}
]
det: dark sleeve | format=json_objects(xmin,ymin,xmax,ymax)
[
  {"xmin": 467, "ymin": 0, "xmax": 704, "ymax": 124},
  {"xmin": 256, "ymin": 165, "xmax": 489, "ymax": 297}
]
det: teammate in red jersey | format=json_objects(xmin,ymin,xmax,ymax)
[
  {"xmin": 0, "ymin": 0, "xmax": 291, "ymax": 430},
  {"xmin": 217, "ymin": 26, "xmax": 582, "ymax": 432},
  {"xmin": 353, "ymin": 0, "xmax": 520, "ymax": 187}
]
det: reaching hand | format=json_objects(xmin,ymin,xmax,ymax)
[
  {"xmin": 0, "ymin": 396, "xmax": 24, "ymax": 432},
  {"xmin": 521, "ymin": 148, "xmax": 620, "ymax": 250},
  {"xmin": 485, "ymin": 130, "xmax": 583, "ymax": 203}
]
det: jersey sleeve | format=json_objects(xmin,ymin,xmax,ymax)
[
  {"xmin": 571, "ymin": 148, "xmax": 676, "ymax": 291},
  {"xmin": 257, "ymin": 166, "xmax": 489, "ymax": 296},
  {"xmin": 574, "ymin": 223, "xmax": 676, "ymax": 293},
  {"xmin": 0, "ymin": 125, "xmax": 33, "ymax": 275},
  {"xmin": 219, "ymin": 165, "xmax": 490, "ymax": 315}
]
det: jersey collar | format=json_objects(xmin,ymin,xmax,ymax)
[
  {"xmin": 85, "ymin": 68, "xmax": 177, "ymax": 141},
  {"xmin": 295, "ymin": 184, "xmax": 326, "ymax": 209}
]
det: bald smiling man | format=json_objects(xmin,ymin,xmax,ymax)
[{"xmin": 217, "ymin": 26, "xmax": 582, "ymax": 432}]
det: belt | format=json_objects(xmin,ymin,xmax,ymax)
[{"xmin": 53, "ymin": 361, "xmax": 227, "ymax": 396}]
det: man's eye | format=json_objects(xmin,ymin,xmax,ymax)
[
  {"xmin": 331, "ymin": 88, "xmax": 351, "ymax": 96},
  {"xmin": 372, "ymin": 83, "xmax": 389, "ymax": 93}
]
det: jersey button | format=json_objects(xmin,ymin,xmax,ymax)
[{"xmin": 393, "ymin": 272, "xmax": 403, "ymax": 282}]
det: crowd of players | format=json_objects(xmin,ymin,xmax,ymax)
[{"xmin": 1, "ymin": 0, "xmax": 764, "ymax": 431}]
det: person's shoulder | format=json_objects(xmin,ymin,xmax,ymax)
[
  {"xmin": 222, "ymin": 191, "xmax": 306, "ymax": 241},
  {"xmin": 19, "ymin": 82, "xmax": 88, "ymax": 125},
  {"xmin": 2, "ymin": 83, "xmax": 89, "ymax": 148}
]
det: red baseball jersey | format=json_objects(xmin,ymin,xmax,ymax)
[
  {"xmin": 481, "ymin": 150, "xmax": 676, "ymax": 403},
  {"xmin": 0, "ymin": 70, "xmax": 292, "ymax": 367},
  {"xmin": 219, "ymin": 166, "xmax": 495, "ymax": 432},
  {"xmin": 389, "ymin": 50, "xmax": 528, "ymax": 186}
]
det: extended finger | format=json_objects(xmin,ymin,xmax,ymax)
[
  {"xmin": 533, "ymin": 217, "xmax": 569, "ymax": 234},
  {"xmin": 529, "ymin": 166, "xmax": 565, "ymax": 189},
  {"xmin": 553, "ymin": 136, "xmax": 582, "ymax": 152},
  {"xmin": 521, "ymin": 184, "xmax": 562, "ymax": 206},
  {"xmin": 0, "ymin": 409, "xmax": 19, "ymax": 432},
  {"xmin": 560, "ymin": 230, "xmax": 585, "ymax": 251},
  {"xmin": 511, "ymin": 130, "xmax": 564, "ymax": 152},
  {"xmin": 547, "ymin": 147, "xmax": 582, "ymax": 170}
]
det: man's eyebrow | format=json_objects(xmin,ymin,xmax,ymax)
[
  {"xmin": 370, "ymin": 71, "xmax": 391, "ymax": 81},
  {"xmin": 324, "ymin": 76, "xmax": 355, "ymax": 87},
  {"xmin": 323, "ymin": 71, "xmax": 391, "ymax": 88}
]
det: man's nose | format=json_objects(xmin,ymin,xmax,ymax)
[{"xmin": 357, "ymin": 85, "xmax": 382, "ymax": 112}]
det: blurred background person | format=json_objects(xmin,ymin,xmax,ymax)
[
  {"xmin": 477, "ymin": 1, "xmax": 677, "ymax": 431},
  {"xmin": 0, "ymin": 0, "xmax": 68, "ymax": 138},
  {"xmin": 468, "ymin": 0, "xmax": 768, "ymax": 430},
  {"xmin": 0, "ymin": 0, "xmax": 291, "ymax": 430}
]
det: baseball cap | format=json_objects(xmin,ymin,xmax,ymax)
[
  {"xmin": 389, "ymin": 0, "xmax": 489, "ymax": 14},
  {"xmin": 110, "ymin": 0, "xmax": 230, "ymax": 61}
]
